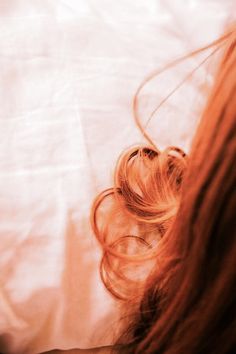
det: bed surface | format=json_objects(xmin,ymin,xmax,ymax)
[{"xmin": 0, "ymin": 1, "xmax": 234, "ymax": 353}]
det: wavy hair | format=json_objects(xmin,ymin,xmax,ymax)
[{"xmin": 91, "ymin": 26, "xmax": 236, "ymax": 353}]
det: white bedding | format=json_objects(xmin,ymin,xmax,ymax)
[{"xmin": 0, "ymin": 1, "xmax": 234, "ymax": 353}]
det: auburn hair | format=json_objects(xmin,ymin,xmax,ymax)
[{"xmin": 91, "ymin": 26, "xmax": 236, "ymax": 353}]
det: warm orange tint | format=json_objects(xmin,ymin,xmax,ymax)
[{"xmin": 91, "ymin": 26, "xmax": 236, "ymax": 353}]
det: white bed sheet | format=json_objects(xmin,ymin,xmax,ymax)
[{"xmin": 0, "ymin": 1, "xmax": 234, "ymax": 353}]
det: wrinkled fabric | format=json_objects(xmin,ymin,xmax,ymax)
[{"xmin": 0, "ymin": 1, "xmax": 234, "ymax": 353}]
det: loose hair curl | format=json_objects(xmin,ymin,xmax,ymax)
[{"xmin": 91, "ymin": 26, "xmax": 236, "ymax": 354}]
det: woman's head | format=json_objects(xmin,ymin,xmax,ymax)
[{"xmin": 91, "ymin": 26, "xmax": 236, "ymax": 353}]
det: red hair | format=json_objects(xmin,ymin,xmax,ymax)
[{"xmin": 91, "ymin": 26, "xmax": 236, "ymax": 353}]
